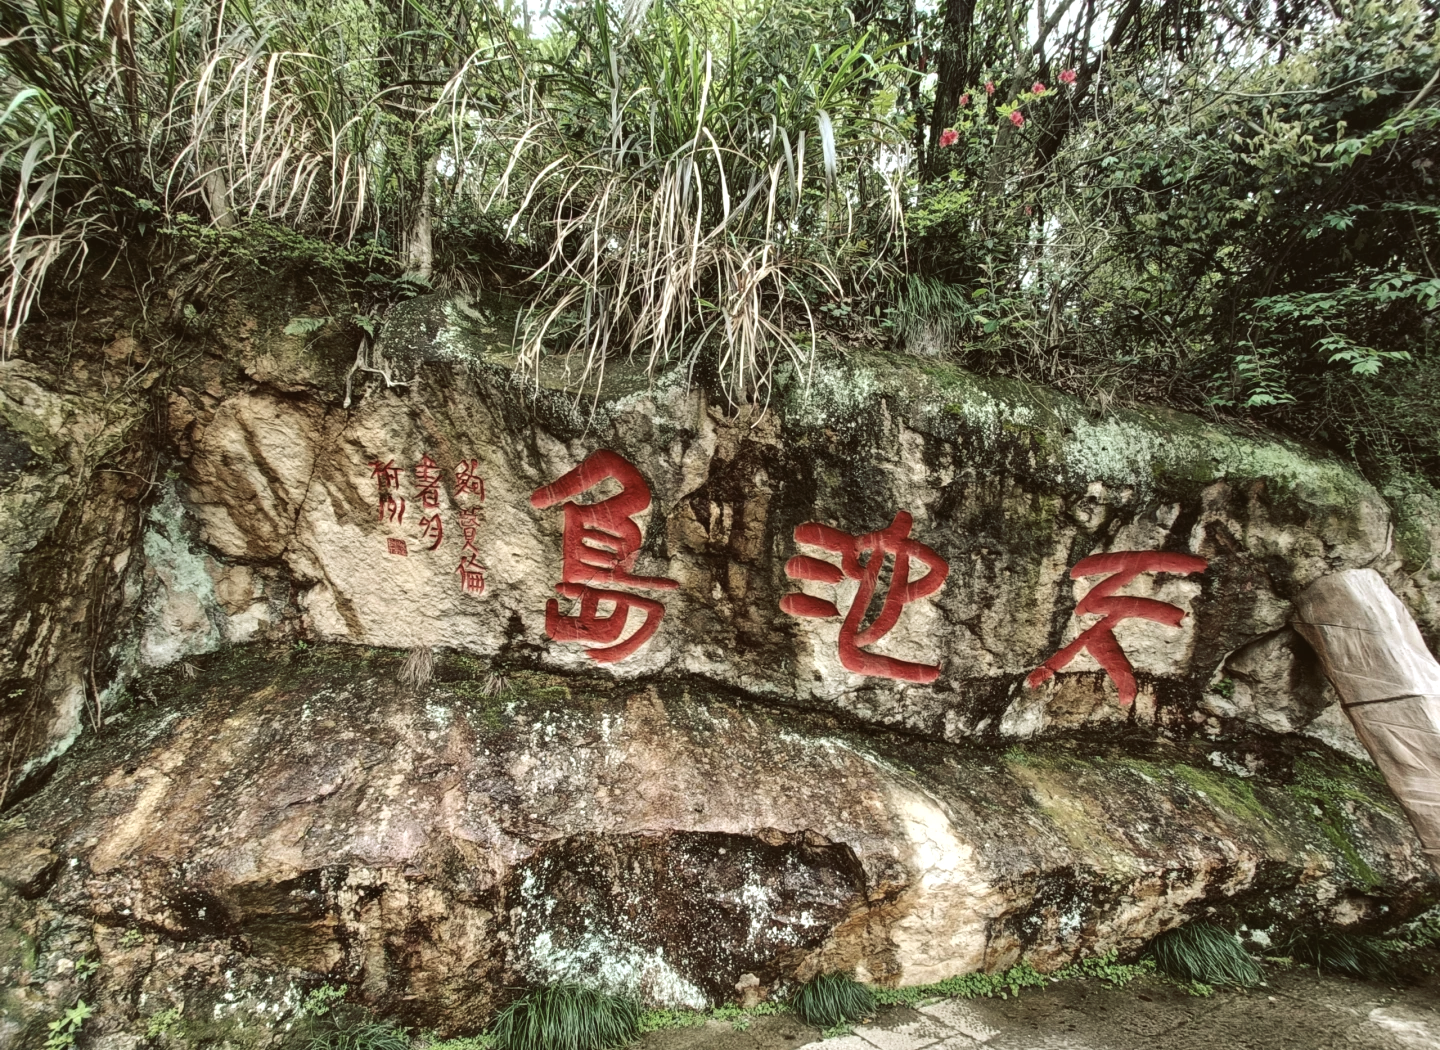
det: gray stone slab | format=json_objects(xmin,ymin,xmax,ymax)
[
  {"xmin": 854, "ymin": 1016, "xmax": 953, "ymax": 1050},
  {"xmin": 918, "ymin": 1001, "xmax": 1000, "ymax": 1044}
]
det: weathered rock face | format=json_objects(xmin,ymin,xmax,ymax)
[
  {"xmin": 3, "ymin": 286, "xmax": 1440, "ymax": 1047},
  {"xmin": 8, "ymin": 291, "xmax": 1438, "ymax": 790},
  {"xmin": 0, "ymin": 358, "xmax": 147, "ymax": 805},
  {"xmin": 135, "ymin": 294, "xmax": 1433, "ymax": 756},
  {"xmin": 0, "ymin": 648, "xmax": 1431, "ymax": 1045}
]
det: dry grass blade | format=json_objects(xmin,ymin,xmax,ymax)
[{"xmin": 399, "ymin": 646, "xmax": 434, "ymax": 689}]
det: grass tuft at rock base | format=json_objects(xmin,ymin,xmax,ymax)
[
  {"xmin": 1148, "ymin": 923, "xmax": 1264, "ymax": 988},
  {"xmin": 491, "ymin": 984, "xmax": 641, "ymax": 1050},
  {"xmin": 791, "ymin": 973, "xmax": 876, "ymax": 1029}
]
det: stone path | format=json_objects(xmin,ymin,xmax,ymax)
[{"xmin": 640, "ymin": 965, "xmax": 1440, "ymax": 1050}]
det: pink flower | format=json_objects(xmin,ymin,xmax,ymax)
[
  {"xmin": 1059, "ymin": 68, "xmax": 1077, "ymax": 85},
  {"xmin": 939, "ymin": 128, "xmax": 959, "ymax": 147},
  {"xmin": 1032, "ymin": 81, "xmax": 1046, "ymax": 94},
  {"xmin": 959, "ymin": 93, "xmax": 970, "ymax": 106},
  {"xmin": 1024, "ymin": 206, "xmax": 1032, "ymax": 216},
  {"xmin": 985, "ymin": 80, "xmax": 995, "ymax": 95},
  {"xmin": 1009, "ymin": 109, "xmax": 1025, "ymax": 127}
]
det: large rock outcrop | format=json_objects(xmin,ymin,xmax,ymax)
[
  {"xmin": 3, "ymin": 286, "xmax": 1440, "ymax": 1048},
  {"xmin": 0, "ymin": 647, "xmax": 1430, "ymax": 1045}
]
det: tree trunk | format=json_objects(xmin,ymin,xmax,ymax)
[
  {"xmin": 926, "ymin": 0, "xmax": 977, "ymax": 178},
  {"xmin": 1293, "ymin": 568, "xmax": 1440, "ymax": 876}
]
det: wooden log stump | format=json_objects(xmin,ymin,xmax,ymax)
[{"xmin": 1294, "ymin": 568, "xmax": 1440, "ymax": 876}]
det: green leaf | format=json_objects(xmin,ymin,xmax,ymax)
[{"xmin": 284, "ymin": 317, "xmax": 331, "ymax": 337}]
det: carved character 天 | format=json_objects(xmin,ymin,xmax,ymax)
[
  {"xmin": 1025, "ymin": 550, "xmax": 1209, "ymax": 705},
  {"xmin": 530, "ymin": 449, "xmax": 678, "ymax": 663},
  {"xmin": 780, "ymin": 510, "xmax": 950, "ymax": 683}
]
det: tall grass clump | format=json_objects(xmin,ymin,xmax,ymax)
[
  {"xmin": 305, "ymin": 1020, "xmax": 410, "ymax": 1050},
  {"xmin": 790, "ymin": 972, "xmax": 875, "ymax": 1028},
  {"xmin": 490, "ymin": 984, "xmax": 641, "ymax": 1050},
  {"xmin": 1147, "ymin": 923, "xmax": 1263, "ymax": 988},
  {"xmin": 492, "ymin": 0, "xmax": 909, "ymax": 406},
  {"xmin": 1281, "ymin": 928, "xmax": 1399, "ymax": 982}
]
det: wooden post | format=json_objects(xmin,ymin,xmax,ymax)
[{"xmin": 1293, "ymin": 568, "xmax": 1440, "ymax": 876}]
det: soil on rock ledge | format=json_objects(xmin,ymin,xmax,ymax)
[{"xmin": 0, "ymin": 644, "xmax": 1434, "ymax": 1048}]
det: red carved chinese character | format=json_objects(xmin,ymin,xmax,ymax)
[
  {"xmin": 415, "ymin": 453, "xmax": 442, "ymax": 510},
  {"xmin": 419, "ymin": 514, "xmax": 443, "ymax": 551},
  {"xmin": 458, "ymin": 508, "xmax": 483, "ymax": 554},
  {"xmin": 370, "ymin": 459, "xmax": 400, "ymax": 491},
  {"xmin": 780, "ymin": 511, "xmax": 950, "ymax": 683},
  {"xmin": 530, "ymin": 449, "xmax": 678, "ymax": 663},
  {"xmin": 379, "ymin": 495, "xmax": 406, "ymax": 524},
  {"xmin": 456, "ymin": 459, "xmax": 485, "ymax": 499},
  {"xmin": 456, "ymin": 555, "xmax": 486, "ymax": 594},
  {"xmin": 1025, "ymin": 551, "xmax": 1209, "ymax": 706},
  {"xmin": 387, "ymin": 538, "xmax": 408, "ymax": 556}
]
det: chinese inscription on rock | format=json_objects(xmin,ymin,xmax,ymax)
[
  {"xmin": 1026, "ymin": 551, "xmax": 1209, "ymax": 705},
  {"xmin": 780, "ymin": 510, "xmax": 951, "ymax": 682},
  {"xmin": 530, "ymin": 450, "xmax": 678, "ymax": 663},
  {"xmin": 368, "ymin": 451, "xmax": 487, "ymax": 594}
]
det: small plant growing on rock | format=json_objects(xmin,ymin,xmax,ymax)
[
  {"xmin": 43, "ymin": 1000, "xmax": 91, "ymax": 1050},
  {"xmin": 790, "ymin": 973, "xmax": 875, "ymax": 1029},
  {"xmin": 301, "ymin": 985, "xmax": 348, "ymax": 1019},
  {"xmin": 146, "ymin": 1007, "xmax": 183, "ymax": 1038},
  {"xmin": 491, "ymin": 984, "xmax": 641, "ymax": 1050},
  {"xmin": 1280, "ymin": 928, "xmax": 1399, "ymax": 981},
  {"xmin": 1147, "ymin": 923, "xmax": 1263, "ymax": 988}
]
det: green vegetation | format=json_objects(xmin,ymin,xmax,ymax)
[
  {"xmin": 635, "ymin": 1009, "xmax": 708, "ymax": 1034},
  {"xmin": 1147, "ymin": 923, "xmax": 1264, "ymax": 989},
  {"xmin": 1286, "ymin": 757, "xmax": 1387, "ymax": 891},
  {"xmin": 146, "ymin": 1008, "xmax": 184, "ymax": 1039},
  {"xmin": 1280, "ymin": 929, "xmax": 1400, "ymax": 982},
  {"xmin": 490, "ymin": 984, "xmax": 641, "ymax": 1050},
  {"xmin": 2, "ymin": 0, "xmax": 1435, "ymax": 488},
  {"xmin": 300, "ymin": 985, "xmax": 349, "ymax": 1019},
  {"xmin": 872, "ymin": 961, "xmax": 1051, "ymax": 1005},
  {"xmin": 1052, "ymin": 951, "xmax": 1155, "ymax": 988},
  {"xmin": 305, "ymin": 1020, "xmax": 410, "ymax": 1050},
  {"xmin": 421, "ymin": 1036, "xmax": 495, "ymax": 1050},
  {"xmin": 42, "ymin": 1001, "xmax": 91, "ymax": 1050},
  {"xmin": 790, "ymin": 973, "xmax": 876, "ymax": 1029}
]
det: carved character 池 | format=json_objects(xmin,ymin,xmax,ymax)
[
  {"xmin": 1026, "ymin": 551, "xmax": 1209, "ymax": 705},
  {"xmin": 531, "ymin": 450, "xmax": 678, "ymax": 663},
  {"xmin": 780, "ymin": 511, "xmax": 950, "ymax": 683}
]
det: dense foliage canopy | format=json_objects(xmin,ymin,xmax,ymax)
[{"xmin": 1, "ymin": 0, "xmax": 1437, "ymax": 484}]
